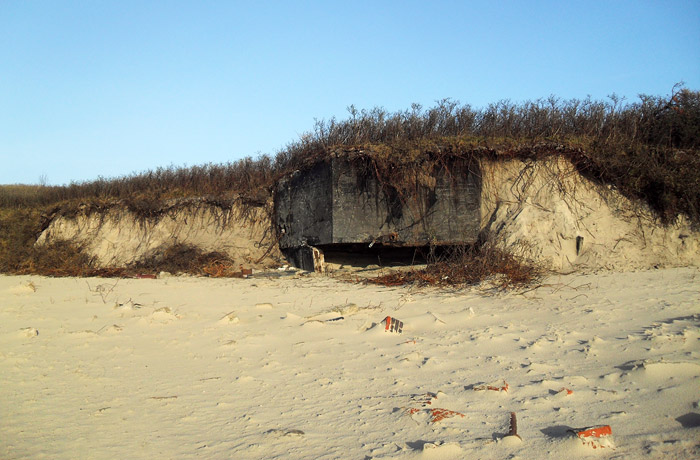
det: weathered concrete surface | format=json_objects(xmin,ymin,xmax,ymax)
[{"xmin": 275, "ymin": 157, "xmax": 481, "ymax": 251}]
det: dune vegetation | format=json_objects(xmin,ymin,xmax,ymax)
[{"xmin": 1, "ymin": 85, "xmax": 698, "ymax": 283}]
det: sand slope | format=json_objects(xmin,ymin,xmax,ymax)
[
  {"xmin": 36, "ymin": 202, "xmax": 283, "ymax": 269},
  {"xmin": 1, "ymin": 269, "xmax": 699, "ymax": 459},
  {"xmin": 481, "ymin": 158, "xmax": 700, "ymax": 272}
]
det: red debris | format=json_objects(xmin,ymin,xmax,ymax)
[
  {"xmin": 569, "ymin": 425, "xmax": 614, "ymax": 450},
  {"xmin": 383, "ymin": 316, "xmax": 403, "ymax": 333},
  {"xmin": 429, "ymin": 408, "xmax": 465, "ymax": 423},
  {"xmin": 474, "ymin": 380, "xmax": 509, "ymax": 392},
  {"xmin": 573, "ymin": 425, "xmax": 612, "ymax": 438}
]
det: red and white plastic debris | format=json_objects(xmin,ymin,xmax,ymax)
[
  {"xmin": 473, "ymin": 380, "xmax": 509, "ymax": 392},
  {"xmin": 404, "ymin": 392, "xmax": 465, "ymax": 424},
  {"xmin": 569, "ymin": 425, "xmax": 614, "ymax": 449},
  {"xmin": 384, "ymin": 316, "xmax": 403, "ymax": 333}
]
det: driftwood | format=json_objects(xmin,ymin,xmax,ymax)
[{"xmin": 506, "ymin": 411, "xmax": 522, "ymax": 440}]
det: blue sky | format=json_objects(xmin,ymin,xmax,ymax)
[{"xmin": 1, "ymin": 1, "xmax": 698, "ymax": 185}]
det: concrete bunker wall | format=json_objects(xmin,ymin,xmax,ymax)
[{"xmin": 275, "ymin": 157, "xmax": 481, "ymax": 269}]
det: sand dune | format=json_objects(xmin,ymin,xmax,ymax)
[{"xmin": 1, "ymin": 268, "xmax": 699, "ymax": 459}]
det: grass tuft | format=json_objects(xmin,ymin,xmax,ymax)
[
  {"xmin": 368, "ymin": 243, "xmax": 543, "ymax": 289},
  {"xmin": 128, "ymin": 243, "xmax": 238, "ymax": 277}
]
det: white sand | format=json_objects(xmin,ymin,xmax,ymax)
[{"xmin": 1, "ymin": 269, "xmax": 699, "ymax": 459}]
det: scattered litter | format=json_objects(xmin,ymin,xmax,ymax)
[
  {"xmin": 558, "ymin": 387, "xmax": 574, "ymax": 395},
  {"xmin": 411, "ymin": 391, "xmax": 443, "ymax": 407},
  {"xmin": 568, "ymin": 425, "xmax": 614, "ymax": 449},
  {"xmin": 570, "ymin": 425, "xmax": 612, "ymax": 438},
  {"xmin": 384, "ymin": 316, "xmax": 403, "ymax": 333},
  {"xmin": 429, "ymin": 408, "xmax": 465, "ymax": 423},
  {"xmin": 404, "ymin": 392, "xmax": 464, "ymax": 424},
  {"xmin": 405, "ymin": 406, "xmax": 465, "ymax": 424},
  {"xmin": 474, "ymin": 380, "xmax": 509, "ymax": 392}
]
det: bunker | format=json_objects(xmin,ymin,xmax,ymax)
[{"xmin": 274, "ymin": 156, "xmax": 481, "ymax": 270}]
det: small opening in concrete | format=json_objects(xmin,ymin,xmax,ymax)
[{"xmin": 576, "ymin": 236, "xmax": 584, "ymax": 256}]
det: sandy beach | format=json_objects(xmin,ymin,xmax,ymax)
[{"xmin": 1, "ymin": 268, "xmax": 699, "ymax": 459}]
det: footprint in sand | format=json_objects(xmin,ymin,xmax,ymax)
[
  {"xmin": 263, "ymin": 428, "xmax": 305, "ymax": 439},
  {"xmin": 101, "ymin": 324, "xmax": 123, "ymax": 334},
  {"xmin": 9, "ymin": 282, "xmax": 37, "ymax": 295},
  {"xmin": 218, "ymin": 311, "xmax": 240, "ymax": 324},
  {"xmin": 18, "ymin": 327, "xmax": 39, "ymax": 338},
  {"xmin": 148, "ymin": 307, "xmax": 181, "ymax": 323},
  {"xmin": 112, "ymin": 300, "xmax": 146, "ymax": 318}
]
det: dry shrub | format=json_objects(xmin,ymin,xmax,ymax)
[
  {"xmin": 201, "ymin": 259, "xmax": 244, "ymax": 278},
  {"xmin": 0, "ymin": 207, "xmax": 42, "ymax": 273},
  {"xmin": 130, "ymin": 243, "xmax": 237, "ymax": 277},
  {"xmin": 20, "ymin": 240, "xmax": 96, "ymax": 277},
  {"xmin": 3, "ymin": 86, "xmax": 697, "ymax": 227},
  {"xmin": 1, "ymin": 87, "xmax": 698, "ymax": 279},
  {"xmin": 369, "ymin": 243, "xmax": 542, "ymax": 289}
]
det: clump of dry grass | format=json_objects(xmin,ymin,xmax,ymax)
[
  {"xmin": 368, "ymin": 243, "xmax": 543, "ymax": 289},
  {"xmin": 128, "ymin": 243, "xmax": 239, "ymax": 277},
  {"xmin": 19, "ymin": 240, "xmax": 97, "ymax": 277}
]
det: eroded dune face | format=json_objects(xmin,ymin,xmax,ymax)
[
  {"xmin": 36, "ymin": 202, "xmax": 283, "ymax": 269},
  {"xmin": 480, "ymin": 157, "xmax": 700, "ymax": 272},
  {"xmin": 36, "ymin": 157, "xmax": 700, "ymax": 273}
]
